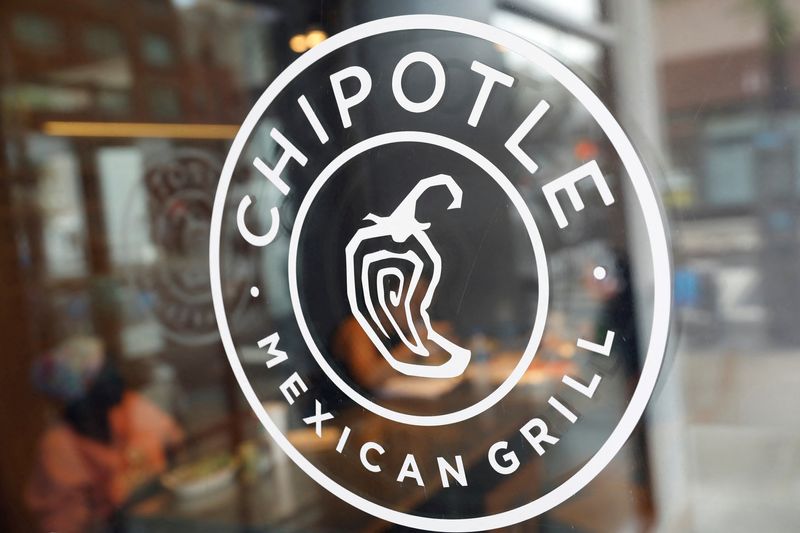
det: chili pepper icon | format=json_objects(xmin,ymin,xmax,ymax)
[{"xmin": 345, "ymin": 174, "xmax": 471, "ymax": 379}]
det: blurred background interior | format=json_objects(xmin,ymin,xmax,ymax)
[{"xmin": 2, "ymin": 0, "xmax": 800, "ymax": 531}]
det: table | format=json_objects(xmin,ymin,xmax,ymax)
[{"xmin": 127, "ymin": 357, "xmax": 574, "ymax": 532}]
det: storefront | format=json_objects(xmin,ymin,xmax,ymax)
[{"xmin": 2, "ymin": 1, "xmax": 799, "ymax": 532}]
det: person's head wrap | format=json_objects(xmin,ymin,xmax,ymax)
[{"xmin": 31, "ymin": 336, "xmax": 105, "ymax": 402}]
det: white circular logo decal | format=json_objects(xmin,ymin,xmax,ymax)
[{"xmin": 210, "ymin": 15, "xmax": 670, "ymax": 532}]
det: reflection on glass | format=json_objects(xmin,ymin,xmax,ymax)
[{"xmin": 0, "ymin": 0, "xmax": 798, "ymax": 532}]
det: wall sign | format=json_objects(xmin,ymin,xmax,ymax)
[
  {"xmin": 211, "ymin": 14, "xmax": 670, "ymax": 531},
  {"xmin": 127, "ymin": 149, "xmax": 254, "ymax": 346}
]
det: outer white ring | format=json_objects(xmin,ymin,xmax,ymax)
[
  {"xmin": 210, "ymin": 15, "xmax": 671, "ymax": 532},
  {"xmin": 287, "ymin": 131, "xmax": 549, "ymax": 426}
]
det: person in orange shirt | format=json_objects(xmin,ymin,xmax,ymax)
[{"xmin": 26, "ymin": 337, "xmax": 184, "ymax": 533}]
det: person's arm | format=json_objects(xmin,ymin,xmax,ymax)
[
  {"xmin": 126, "ymin": 392, "xmax": 185, "ymax": 457},
  {"xmin": 26, "ymin": 429, "xmax": 93, "ymax": 533}
]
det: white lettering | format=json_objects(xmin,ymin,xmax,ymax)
[
  {"xmin": 396, "ymin": 454, "xmax": 424, "ymax": 486},
  {"xmin": 437, "ymin": 456, "xmax": 468, "ymax": 488},
  {"xmin": 577, "ymin": 330, "xmax": 615, "ymax": 356},
  {"xmin": 520, "ymin": 418, "xmax": 559, "ymax": 456},
  {"xmin": 257, "ymin": 332, "xmax": 287, "ymax": 368},
  {"xmin": 392, "ymin": 51, "xmax": 446, "ymax": 113},
  {"xmin": 253, "ymin": 128, "xmax": 306, "ymax": 196},
  {"xmin": 488, "ymin": 441, "xmax": 520, "ymax": 475},
  {"xmin": 563, "ymin": 374, "xmax": 602, "ymax": 398},
  {"xmin": 548, "ymin": 396, "xmax": 578, "ymax": 423},
  {"xmin": 330, "ymin": 66, "xmax": 372, "ymax": 128},
  {"xmin": 360, "ymin": 442, "xmax": 385, "ymax": 473},
  {"xmin": 542, "ymin": 160, "xmax": 615, "ymax": 228},
  {"xmin": 237, "ymin": 196, "xmax": 279, "ymax": 247},
  {"xmin": 335, "ymin": 426, "xmax": 351, "ymax": 453},
  {"xmin": 297, "ymin": 95, "xmax": 329, "ymax": 144},
  {"xmin": 505, "ymin": 100, "xmax": 550, "ymax": 173},
  {"xmin": 279, "ymin": 372, "xmax": 308, "ymax": 405},
  {"xmin": 468, "ymin": 61, "xmax": 514, "ymax": 127},
  {"xmin": 302, "ymin": 400, "xmax": 334, "ymax": 437}
]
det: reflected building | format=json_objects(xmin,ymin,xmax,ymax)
[{"xmin": 657, "ymin": 0, "xmax": 800, "ymax": 344}]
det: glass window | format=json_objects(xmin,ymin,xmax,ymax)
[
  {"xmin": 82, "ymin": 25, "xmax": 125, "ymax": 58},
  {"xmin": 29, "ymin": 136, "xmax": 88, "ymax": 279},
  {"xmin": 492, "ymin": 10, "xmax": 603, "ymax": 78},
  {"xmin": 3, "ymin": 2, "xmax": 800, "ymax": 533},
  {"xmin": 148, "ymin": 86, "xmax": 181, "ymax": 119},
  {"xmin": 704, "ymin": 141, "xmax": 755, "ymax": 206},
  {"xmin": 141, "ymin": 33, "xmax": 175, "ymax": 67},
  {"xmin": 97, "ymin": 90, "xmax": 131, "ymax": 115},
  {"xmin": 514, "ymin": 0, "xmax": 601, "ymax": 25},
  {"xmin": 11, "ymin": 13, "xmax": 62, "ymax": 51}
]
